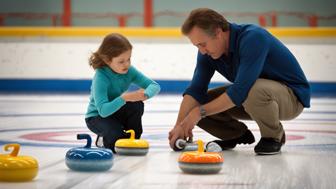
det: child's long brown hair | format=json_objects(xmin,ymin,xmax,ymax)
[{"xmin": 89, "ymin": 33, "xmax": 132, "ymax": 69}]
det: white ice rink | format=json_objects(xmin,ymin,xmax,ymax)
[{"xmin": 0, "ymin": 94, "xmax": 335, "ymax": 189}]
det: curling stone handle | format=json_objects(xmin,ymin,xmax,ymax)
[
  {"xmin": 126, "ymin": 130, "xmax": 135, "ymax": 140},
  {"xmin": 77, "ymin": 134, "xmax": 92, "ymax": 148},
  {"xmin": 175, "ymin": 139, "xmax": 187, "ymax": 150},
  {"xmin": 4, "ymin": 143, "xmax": 20, "ymax": 157},
  {"xmin": 197, "ymin": 140, "xmax": 204, "ymax": 153}
]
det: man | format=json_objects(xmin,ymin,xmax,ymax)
[{"xmin": 168, "ymin": 8, "xmax": 310, "ymax": 155}]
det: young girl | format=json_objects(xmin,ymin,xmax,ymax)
[{"xmin": 85, "ymin": 33, "xmax": 160, "ymax": 153}]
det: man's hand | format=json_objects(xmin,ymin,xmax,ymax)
[
  {"xmin": 168, "ymin": 124, "xmax": 185, "ymax": 150},
  {"xmin": 179, "ymin": 107, "xmax": 201, "ymax": 139},
  {"xmin": 121, "ymin": 89, "xmax": 147, "ymax": 102},
  {"xmin": 168, "ymin": 95, "xmax": 200, "ymax": 150},
  {"xmin": 168, "ymin": 107, "xmax": 201, "ymax": 150}
]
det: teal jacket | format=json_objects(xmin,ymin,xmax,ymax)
[{"xmin": 86, "ymin": 66, "xmax": 160, "ymax": 118}]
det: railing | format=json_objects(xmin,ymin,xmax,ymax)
[{"xmin": 0, "ymin": 11, "xmax": 335, "ymax": 27}]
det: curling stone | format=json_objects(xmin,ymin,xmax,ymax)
[
  {"xmin": 0, "ymin": 143, "xmax": 38, "ymax": 182},
  {"xmin": 174, "ymin": 138, "xmax": 198, "ymax": 151},
  {"xmin": 115, "ymin": 130, "xmax": 149, "ymax": 155},
  {"xmin": 65, "ymin": 134, "xmax": 113, "ymax": 172},
  {"xmin": 178, "ymin": 140, "xmax": 223, "ymax": 174}
]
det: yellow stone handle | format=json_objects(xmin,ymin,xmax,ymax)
[
  {"xmin": 4, "ymin": 143, "xmax": 20, "ymax": 157},
  {"xmin": 126, "ymin": 129, "xmax": 135, "ymax": 140},
  {"xmin": 197, "ymin": 140, "xmax": 204, "ymax": 153}
]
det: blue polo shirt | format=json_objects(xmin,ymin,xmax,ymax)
[{"xmin": 184, "ymin": 23, "xmax": 311, "ymax": 108}]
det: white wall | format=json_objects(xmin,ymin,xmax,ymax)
[{"xmin": 0, "ymin": 38, "xmax": 335, "ymax": 82}]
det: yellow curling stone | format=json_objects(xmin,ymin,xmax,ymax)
[
  {"xmin": 0, "ymin": 143, "xmax": 38, "ymax": 182},
  {"xmin": 115, "ymin": 130, "xmax": 149, "ymax": 155}
]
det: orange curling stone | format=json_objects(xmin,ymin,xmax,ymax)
[
  {"xmin": 0, "ymin": 144, "xmax": 38, "ymax": 182},
  {"xmin": 178, "ymin": 140, "xmax": 223, "ymax": 174}
]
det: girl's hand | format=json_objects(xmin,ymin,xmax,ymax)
[{"xmin": 121, "ymin": 89, "xmax": 147, "ymax": 102}]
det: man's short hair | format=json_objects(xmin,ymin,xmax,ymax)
[{"xmin": 181, "ymin": 8, "xmax": 229, "ymax": 36}]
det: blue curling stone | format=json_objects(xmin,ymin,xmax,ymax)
[{"xmin": 65, "ymin": 134, "xmax": 113, "ymax": 172}]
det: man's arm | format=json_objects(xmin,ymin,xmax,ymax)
[
  {"xmin": 175, "ymin": 95, "xmax": 200, "ymax": 125},
  {"xmin": 169, "ymin": 53, "xmax": 214, "ymax": 149},
  {"xmin": 168, "ymin": 94, "xmax": 200, "ymax": 149},
  {"xmin": 179, "ymin": 92, "xmax": 235, "ymax": 138},
  {"xmin": 202, "ymin": 92, "xmax": 235, "ymax": 117}
]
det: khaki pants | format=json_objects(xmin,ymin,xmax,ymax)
[{"xmin": 197, "ymin": 79, "xmax": 304, "ymax": 142}]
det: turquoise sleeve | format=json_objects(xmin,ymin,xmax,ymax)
[
  {"xmin": 144, "ymin": 82, "xmax": 160, "ymax": 98},
  {"xmin": 93, "ymin": 72, "xmax": 126, "ymax": 118},
  {"xmin": 129, "ymin": 66, "xmax": 161, "ymax": 98}
]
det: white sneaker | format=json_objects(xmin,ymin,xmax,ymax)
[
  {"xmin": 95, "ymin": 135, "xmax": 104, "ymax": 148},
  {"xmin": 205, "ymin": 142, "xmax": 222, "ymax": 152}
]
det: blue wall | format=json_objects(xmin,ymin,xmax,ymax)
[{"xmin": 0, "ymin": 79, "xmax": 335, "ymax": 97}]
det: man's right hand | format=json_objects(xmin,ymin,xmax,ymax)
[
  {"xmin": 168, "ymin": 95, "xmax": 200, "ymax": 150},
  {"xmin": 168, "ymin": 124, "xmax": 185, "ymax": 150}
]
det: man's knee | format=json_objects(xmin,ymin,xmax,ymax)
[{"xmin": 243, "ymin": 79, "xmax": 273, "ymax": 109}]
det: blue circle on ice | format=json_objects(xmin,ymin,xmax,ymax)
[{"xmin": 65, "ymin": 134, "xmax": 113, "ymax": 172}]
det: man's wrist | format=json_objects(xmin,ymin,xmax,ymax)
[{"xmin": 199, "ymin": 105, "xmax": 206, "ymax": 119}]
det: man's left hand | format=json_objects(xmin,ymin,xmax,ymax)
[{"xmin": 178, "ymin": 107, "xmax": 201, "ymax": 138}]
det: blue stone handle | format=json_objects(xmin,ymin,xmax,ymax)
[{"xmin": 77, "ymin": 134, "xmax": 91, "ymax": 148}]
